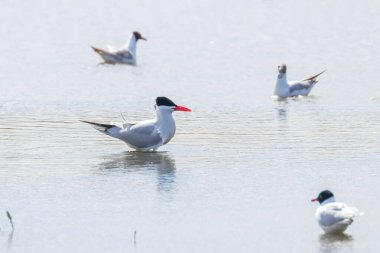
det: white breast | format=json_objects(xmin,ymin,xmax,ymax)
[{"xmin": 274, "ymin": 74, "xmax": 290, "ymax": 97}]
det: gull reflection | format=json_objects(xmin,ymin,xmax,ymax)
[
  {"xmin": 275, "ymin": 99, "xmax": 288, "ymax": 121},
  {"xmin": 319, "ymin": 233, "xmax": 353, "ymax": 253},
  {"xmin": 98, "ymin": 151, "xmax": 176, "ymax": 192}
]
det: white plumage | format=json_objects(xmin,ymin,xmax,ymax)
[
  {"xmin": 274, "ymin": 64, "xmax": 325, "ymax": 98},
  {"xmin": 91, "ymin": 31, "xmax": 146, "ymax": 65},
  {"xmin": 81, "ymin": 97, "xmax": 191, "ymax": 152},
  {"xmin": 312, "ymin": 190, "xmax": 363, "ymax": 234}
]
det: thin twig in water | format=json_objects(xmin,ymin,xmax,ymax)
[
  {"xmin": 134, "ymin": 230, "xmax": 137, "ymax": 247},
  {"xmin": 6, "ymin": 211, "xmax": 14, "ymax": 231}
]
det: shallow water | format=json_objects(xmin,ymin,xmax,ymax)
[{"xmin": 0, "ymin": 0, "xmax": 380, "ymax": 252}]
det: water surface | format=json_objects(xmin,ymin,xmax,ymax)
[{"xmin": 0, "ymin": 0, "xmax": 380, "ymax": 252}]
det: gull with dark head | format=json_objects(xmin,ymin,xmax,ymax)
[
  {"xmin": 81, "ymin": 97, "xmax": 191, "ymax": 152},
  {"xmin": 91, "ymin": 31, "xmax": 147, "ymax": 65},
  {"xmin": 312, "ymin": 190, "xmax": 363, "ymax": 234},
  {"xmin": 274, "ymin": 64, "xmax": 325, "ymax": 98}
]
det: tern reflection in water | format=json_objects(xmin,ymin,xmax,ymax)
[
  {"xmin": 319, "ymin": 233, "xmax": 353, "ymax": 253},
  {"xmin": 98, "ymin": 151, "xmax": 176, "ymax": 192}
]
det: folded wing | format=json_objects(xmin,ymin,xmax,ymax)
[{"xmin": 121, "ymin": 123, "xmax": 163, "ymax": 149}]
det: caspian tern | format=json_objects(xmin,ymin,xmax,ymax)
[
  {"xmin": 81, "ymin": 97, "xmax": 191, "ymax": 152},
  {"xmin": 91, "ymin": 31, "xmax": 146, "ymax": 65},
  {"xmin": 312, "ymin": 190, "xmax": 363, "ymax": 234},
  {"xmin": 274, "ymin": 64, "xmax": 325, "ymax": 98}
]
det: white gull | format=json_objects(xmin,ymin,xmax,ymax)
[
  {"xmin": 91, "ymin": 31, "xmax": 146, "ymax": 65},
  {"xmin": 274, "ymin": 64, "xmax": 325, "ymax": 98},
  {"xmin": 312, "ymin": 190, "xmax": 363, "ymax": 234}
]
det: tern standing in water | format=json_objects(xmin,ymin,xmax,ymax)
[
  {"xmin": 91, "ymin": 31, "xmax": 147, "ymax": 65},
  {"xmin": 81, "ymin": 97, "xmax": 191, "ymax": 152},
  {"xmin": 274, "ymin": 64, "xmax": 325, "ymax": 98}
]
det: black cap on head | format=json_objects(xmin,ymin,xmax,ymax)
[
  {"xmin": 133, "ymin": 31, "xmax": 146, "ymax": 41},
  {"xmin": 278, "ymin": 64, "xmax": 287, "ymax": 74},
  {"xmin": 156, "ymin": 97, "xmax": 177, "ymax": 107},
  {"xmin": 313, "ymin": 190, "xmax": 334, "ymax": 203}
]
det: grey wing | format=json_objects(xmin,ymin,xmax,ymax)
[
  {"xmin": 115, "ymin": 50, "xmax": 134, "ymax": 60},
  {"xmin": 99, "ymin": 49, "xmax": 133, "ymax": 62},
  {"xmin": 122, "ymin": 121, "xmax": 138, "ymax": 129},
  {"xmin": 320, "ymin": 203, "xmax": 350, "ymax": 226},
  {"xmin": 302, "ymin": 70, "xmax": 325, "ymax": 81},
  {"xmin": 122, "ymin": 124, "xmax": 163, "ymax": 148},
  {"xmin": 332, "ymin": 204, "xmax": 360, "ymax": 219},
  {"xmin": 288, "ymin": 81, "xmax": 313, "ymax": 93}
]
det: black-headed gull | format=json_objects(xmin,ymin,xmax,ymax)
[
  {"xmin": 81, "ymin": 97, "xmax": 191, "ymax": 152},
  {"xmin": 91, "ymin": 31, "xmax": 146, "ymax": 65},
  {"xmin": 274, "ymin": 64, "xmax": 325, "ymax": 98},
  {"xmin": 312, "ymin": 190, "xmax": 362, "ymax": 234}
]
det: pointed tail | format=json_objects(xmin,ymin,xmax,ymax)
[
  {"xmin": 90, "ymin": 46, "xmax": 105, "ymax": 54},
  {"xmin": 80, "ymin": 120, "xmax": 117, "ymax": 132},
  {"xmin": 302, "ymin": 70, "xmax": 326, "ymax": 82}
]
